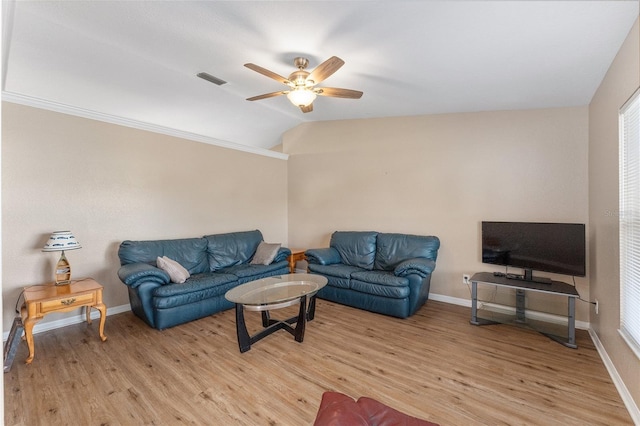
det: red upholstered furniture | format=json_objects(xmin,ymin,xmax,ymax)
[{"xmin": 313, "ymin": 391, "xmax": 439, "ymax": 426}]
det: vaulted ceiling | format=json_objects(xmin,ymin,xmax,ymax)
[{"xmin": 2, "ymin": 1, "xmax": 638, "ymax": 153}]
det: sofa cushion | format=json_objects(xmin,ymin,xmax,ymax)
[
  {"xmin": 351, "ymin": 270, "xmax": 409, "ymax": 287},
  {"xmin": 250, "ymin": 241, "xmax": 281, "ymax": 265},
  {"xmin": 156, "ymin": 256, "xmax": 190, "ymax": 283},
  {"xmin": 351, "ymin": 271, "xmax": 410, "ymax": 299},
  {"xmin": 330, "ymin": 231, "xmax": 378, "ymax": 270},
  {"xmin": 308, "ymin": 264, "xmax": 363, "ymax": 289},
  {"xmin": 118, "ymin": 238, "xmax": 209, "ymax": 275},
  {"xmin": 219, "ymin": 261, "xmax": 289, "ymax": 279},
  {"xmin": 205, "ymin": 230, "xmax": 263, "ymax": 271},
  {"xmin": 374, "ymin": 233, "xmax": 440, "ymax": 271},
  {"xmin": 152, "ymin": 272, "xmax": 238, "ymax": 309}
]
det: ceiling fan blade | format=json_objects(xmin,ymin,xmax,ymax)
[
  {"xmin": 300, "ymin": 104, "xmax": 313, "ymax": 113},
  {"xmin": 246, "ymin": 91, "xmax": 288, "ymax": 101},
  {"xmin": 307, "ymin": 56, "xmax": 344, "ymax": 85},
  {"xmin": 316, "ymin": 87, "xmax": 363, "ymax": 99},
  {"xmin": 244, "ymin": 63, "xmax": 291, "ymax": 85}
]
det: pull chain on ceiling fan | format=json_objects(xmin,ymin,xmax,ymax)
[{"xmin": 244, "ymin": 56, "xmax": 363, "ymax": 113}]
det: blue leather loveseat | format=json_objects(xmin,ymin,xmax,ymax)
[
  {"xmin": 305, "ymin": 231, "xmax": 440, "ymax": 318},
  {"xmin": 117, "ymin": 230, "xmax": 291, "ymax": 329}
]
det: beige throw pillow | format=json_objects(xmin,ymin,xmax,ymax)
[
  {"xmin": 250, "ymin": 242, "xmax": 281, "ymax": 265},
  {"xmin": 157, "ymin": 256, "xmax": 190, "ymax": 283}
]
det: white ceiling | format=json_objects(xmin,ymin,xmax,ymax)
[{"xmin": 2, "ymin": 1, "xmax": 638, "ymax": 153}]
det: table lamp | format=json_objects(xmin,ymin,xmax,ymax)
[{"xmin": 42, "ymin": 231, "xmax": 82, "ymax": 285}]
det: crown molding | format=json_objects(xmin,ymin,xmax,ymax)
[
  {"xmin": 1, "ymin": 91, "xmax": 288, "ymax": 160},
  {"xmin": 2, "ymin": 0, "xmax": 16, "ymax": 91}
]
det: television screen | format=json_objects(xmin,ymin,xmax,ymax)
[{"xmin": 482, "ymin": 221, "xmax": 586, "ymax": 278}]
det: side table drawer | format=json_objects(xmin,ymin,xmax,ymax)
[{"xmin": 40, "ymin": 292, "xmax": 96, "ymax": 313}]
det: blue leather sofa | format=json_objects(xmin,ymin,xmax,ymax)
[
  {"xmin": 305, "ymin": 231, "xmax": 440, "ymax": 318},
  {"xmin": 117, "ymin": 230, "xmax": 291, "ymax": 329}
]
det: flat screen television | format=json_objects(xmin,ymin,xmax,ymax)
[{"xmin": 481, "ymin": 221, "xmax": 586, "ymax": 283}]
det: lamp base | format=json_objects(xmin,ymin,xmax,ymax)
[{"xmin": 54, "ymin": 251, "xmax": 72, "ymax": 285}]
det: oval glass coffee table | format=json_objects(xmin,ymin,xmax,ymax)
[{"xmin": 225, "ymin": 273, "xmax": 328, "ymax": 353}]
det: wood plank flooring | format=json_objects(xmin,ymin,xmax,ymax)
[{"xmin": 4, "ymin": 300, "xmax": 633, "ymax": 425}]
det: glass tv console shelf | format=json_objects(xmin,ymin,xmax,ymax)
[{"xmin": 469, "ymin": 272, "xmax": 580, "ymax": 348}]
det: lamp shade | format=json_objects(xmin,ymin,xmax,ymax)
[
  {"xmin": 42, "ymin": 231, "xmax": 82, "ymax": 252},
  {"xmin": 287, "ymin": 88, "xmax": 317, "ymax": 107}
]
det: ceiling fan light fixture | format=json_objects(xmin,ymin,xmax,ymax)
[
  {"xmin": 246, "ymin": 56, "xmax": 360, "ymax": 112},
  {"xmin": 287, "ymin": 87, "xmax": 316, "ymax": 107}
]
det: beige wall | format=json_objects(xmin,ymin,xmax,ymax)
[
  {"xmin": 2, "ymin": 19, "xmax": 637, "ymax": 418},
  {"xmin": 284, "ymin": 107, "xmax": 589, "ymax": 319},
  {"xmin": 1, "ymin": 102, "xmax": 288, "ymax": 329},
  {"xmin": 589, "ymin": 18, "xmax": 640, "ymax": 413}
]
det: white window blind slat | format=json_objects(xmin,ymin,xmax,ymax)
[{"xmin": 619, "ymin": 87, "xmax": 640, "ymax": 359}]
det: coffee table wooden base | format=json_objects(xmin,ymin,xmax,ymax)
[
  {"xmin": 225, "ymin": 273, "xmax": 327, "ymax": 353},
  {"xmin": 235, "ymin": 295, "xmax": 312, "ymax": 353}
]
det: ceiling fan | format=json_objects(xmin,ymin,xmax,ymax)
[{"xmin": 244, "ymin": 56, "xmax": 363, "ymax": 113}]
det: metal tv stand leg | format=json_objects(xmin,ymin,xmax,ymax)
[
  {"xmin": 515, "ymin": 289, "xmax": 526, "ymax": 323},
  {"xmin": 470, "ymin": 280, "xmax": 479, "ymax": 325},
  {"xmin": 544, "ymin": 297, "xmax": 577, "ymax": 348},
  {"xmin": 469, "ymin": 280, "xmax": 498, "ymax": 326},
  {"xmin": 568, "ymin": 297, "xmax": 576, "ymax": 348}
]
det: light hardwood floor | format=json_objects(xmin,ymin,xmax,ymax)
[{"xmin": 4, "ymin": 300, "xmax": 633, "ymax": 425}]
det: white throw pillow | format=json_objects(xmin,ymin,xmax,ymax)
[
  {"xmin": 250, "ymin": 242, "xmax": 281, "ymax": 265},
  {"xmin": 157, "ymin": 256, "xmax": 190, "ymax": 283}
]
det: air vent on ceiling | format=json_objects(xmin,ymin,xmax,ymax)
[{"xmin": 197, "ymin": 72, "xmax": 227, "ymax": 86}]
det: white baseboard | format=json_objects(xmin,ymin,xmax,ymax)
[
  {"xmin": 2, "ymin": 303, "xmax": 131, "ymax": 341},
  {"xmin": 429, "ymin": 292, "xmax": 590, "ymax": 330},
  {"xmin": 589, "ymin": 329, "xmax": 640, "ymax": 425},
  {"xmin": 429, "ymin": 293, "xmax": 472, "ymax": 307}
]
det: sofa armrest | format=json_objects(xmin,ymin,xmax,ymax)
[
  {"xmin": 305, "ymin": 247, "xmax": 342, "ymax": 265},
  {"xmin": 118, "ymin": 263, "xmax": 170, "ymax": 288},
  {"xmin": 394, "ymin": 258, "xmax": 437, "ymax": 278},
  {"xmin": 273, "ymin": 247, "xmax": 292, "ymax": 263}
]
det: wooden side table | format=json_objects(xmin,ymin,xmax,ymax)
[
  {"xmin": 288, "ymin": 249, "xmax": 307, "ymax": 273},
  {"xmin": 20, "ymin": 278, "xmax": 107, "ymax": 364}
]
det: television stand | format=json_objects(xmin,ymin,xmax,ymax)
[
  {"xmin": 469, "ymin": 272, "xmax": 579, "ymax": 348},
  {"xmin": 506, "ymin": 273, "xmax": 552, "ymax": 285}
]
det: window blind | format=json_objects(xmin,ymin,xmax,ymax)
[{"xmin": 619, "ymin": 87, "xmax": 640, "ymax": 359}]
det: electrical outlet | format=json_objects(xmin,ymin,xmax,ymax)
[
  {"xmin": 595, "ymin": 299, "xmax": 599, "ymax": 315},
  {"xmin": 463, "ymin": 274, "xmax": 471, "ymax": 285}
]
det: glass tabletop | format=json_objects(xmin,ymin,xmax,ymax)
[{"xmin": 225, "ymin": 273, "xmax": 327, "ymax": 306}]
